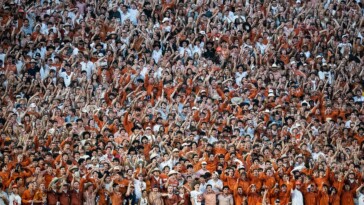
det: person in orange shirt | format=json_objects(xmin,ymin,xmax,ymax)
[
  {"xmin": 247, "ymin": 169, "xmax": 263, "ymax": 191},
  {"xmin": 233, "ymin": 186, "xmax": 246, "ymax": 205},
  {"xmin": 262, "ymin": 169, "xmax": 276, "ymax": 189},
  {"xmin": 236, "ymin": 173, "xmax": 250, "ymax": 195},
  {"xmin": 204, "ymin": 153, "xmax": 218, "ymax": 173},
  {"xmin": 329, "ymin": 187, "xmax": 341, "ymax": 205},
  {"xmin": 220, "ymin": 168, "xmax": 238, "ymax": 191},
  {"xmin": 278, "ymin": 184, "xmax": 291, "ymax": 205},
  {"xmin": 303, "ymin": 183, "xmax": 318, "ymax": 205},
  {"xmin": 109, "ymin": 183, "xmax": 123, "ymax": 205},
  {"xmin": 313, "ymin": 168, "xmax": 330, "ymax": 191},
  {"xmin": 317, "ymin": 184, "xmax": 330, "ymax": 205},
  {"xmin": 21, "ymin": 182, "xmax": 36, "ymax": 205},
  {"xmin": 340, "ymin": 184, "xmax": 355, "ymax": 205},
  {"xmin": 246, "ymin": 184, "xmax": 262, "ymax": 205},
  {"xmin": 33, "ymin": 183, "xmax": 47, "ymax": 204}
]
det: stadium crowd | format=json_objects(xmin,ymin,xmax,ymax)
[{"xmin": 0, "ymin": 0, "xmax": 363, "ymax": 204}]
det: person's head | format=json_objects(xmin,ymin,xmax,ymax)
[
  {"xmin": 167, "ymin": 185, "xmax": 173, "ymax": 193},
  {"xmin": 86, "ymin": 183, "xmax": 93, "ymax": 192},
  {"xmin": 12, "ymin": 185, "xmax": 19, "ymax": 194},
  {"xmin": 62, "ymin": 183, "xmax": 69, "ymax": 191},
  {"xmin": 281, "ymin": 184, "xmax": 287, "ymax": 192},
  {"xmin": 142, "ymin": 189, "xmax": 147, "ymax": 196},
  {"xmin": 152, "ymin": 185, "xmax": 159, "ymax": 192},
  {"xmin": 201, "ymin": 161, "xmax": 207, "ymax": 169},
  {"xmin": 344, "ymin": 184, "xmax": 351, "ymax": 191},
  {"xmin": 193, "ymin": 183, "xmax": 200, "ymax": 190},
  {"xmin": 223, "ymin": 186, "xmax": 229, "ymax": 194},
  {"xmin": 206, "ymin": 184, "xmax": 212, "ymax": 192},
  {"xmin": 73, "ymin": 181, "xmax": 80, "ymax": 190},
  {"xmin": 295, "ymin": 181, "xmax": 302, "ymax": 189}
]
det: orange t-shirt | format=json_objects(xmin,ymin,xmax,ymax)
[{"xmin": 110, "ymin": 192, "xmax": 123, "ymax": 205}]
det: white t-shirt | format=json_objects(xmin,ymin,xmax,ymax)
[
  {"xmin": 207, "ymin": 179, "xmax": 223, "ymax": 193},
  {"xmin": 190, "ymin": 190, "xmax": 203, "ymax": 205},
  {"xmin": 134, "ymin": 179, "xmax": 146, "ymax": 199},
  {"xmin": 142, "ymin": 134, "xmax": 155, "ymax": 142},
  {"xmin": 358, "ymin": 192, "xmax": 364, "ymax": 205},
  {"xmin": 128, "ymin": 8, "xmax": 139, "ymax": 25},
  {"xmin": 337, "ymin": 42, "xmax": 352, "ymax": 54},
  {"xmin": 291, "ymin": 189, "xmax": 304, "ymax": 205},
  {"xmin": 0, "ymin": 53, "xmax": 5, "ymax": 63},
  {"xmin": 59, "ymin": 71, "xmax": 74, "ymax": 87},
  {"xmin": 80, "ymin": 61, "xmax": 95, "ymax": 80},
  {"xmin": 256, "ymin": 42, "xmax": 267, "ymax": 55},
  {"xmin": 0, "ymin": 191, "xmax": 8, "ymax": 205},
  {"xmin": 354, "ymin": 96, "xmax": 364, "ymax": 103},
  {"xmin": 178, "ymin": 46, "xmax": 192, "ymax": 57},
  {"xmin": 207, "ymin": 136, "xmax": 218, "ymax": 144},
  {"xmin": 235, "ymin": 71, "xmax": 248, "ymax": 86},
  {"xmin": 153, "ymin": 124, "xmax": 161, "ymax": 133},
  {"xmin": 312, "ymin": 152, "xmax": 325, "ymax": 161},
  {"xmin": 139, "ymin": 197, "xmax": 149, "ymax": 205},
  {"xmin": 120, "ymin": 11, "xmax": 131, "ymax": 23},
  {"xmin": 8, "ymin": 193, "xmax": 21, "ymax": 205},
  {"xmin": 159, "ymin": 159, "xmax": 173, "ymax": 170},
  {"xmin": 40, "ymin": 64, "xmax": 57, "ymax": 80},
  {"xmin": 270, "ymin": 6, "xmax": 279, "ymax": 15},
  {"xmin": 152, "ymin": 49, "xmax": 162, "ymax": 63},
  {"xmin": 318, "ymin": 71, "xmax": 333, "ymax": 84}
]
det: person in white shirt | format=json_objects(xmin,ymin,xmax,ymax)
[
  {"xmin": 40, "ymin": 20, "xmax": 48, "ymax": 35},
  {"xmin": 311, "ymin": 145, "xmax": 325, "ymax": 161},
  {"xmin": 233, "ymin": 8, "xmax": 246, "ymax": 22},
  {"xmin": 152, "ymin": 45, "xmax": 163, "ymax": 64},
  {"xmin": 255, "ymin": 36, "xmax": 267, "ymax": 55},
  {"xmin": 0, "ymin": 184, "xmax": 8, "ymax": 205},
  {"xmin": 345, "ymin": 113, "xmax": 359, "ymax": 128},
  {"xmin": 59, "ymin": 63, "xmax": 74, "ymax": 87},
  {"xmin": 161, "ymin": 18, "xmax": 172, "ymax": 32},
  {"xmin": 80, "ymin": 55, "xmax": 95, "ymax": 80},
  {"xmin": 178, "ymin": 40, "xmax": 192, "ymax": 57},
  {"xmin": 337, "ymin": 35, "xmax": 352, "ymax": 55},
  {"xmin": 190, "ymin": 183, "xmax": 203, "ymax": 205},
  {"xmin": 40, "ymin": 58, "xmax": 57, "ymax": 80},
  {"xmin": 189, "ymin": 38, "xmax": 204, "ymax": 57},
  {"xmin": 353, "ymin": 90, "xmax": 364, "ymax": 103},
  {"xmin": 235, "ymin": 65, "xmax": 248, "ymax": 86},
  {"xmin": 222, "ymin": 10, "xmax": 234, "ymax": 23},
  {"xmin": 270, "ymin": 1, "xmax": 279, "ymax": 15},
  {"xmin": 318, "ymin": 64, "xmax": 333, "ymax": 84},
  {"xmin": 142, "ymin": 127, "xmax": 155, "ymax": 142},
  {"xmin": 134, "ymin": 173, "xmax": 147, "ymax": 201},
  {"xmin": 357, "ymin": 184, "xmax": 364, "ymax": 205},
  {"xmin": 139, "ymin": 190, "xmax": 149, "ymax": 205},
  {"xmin": 291, "ymin": 181, "xmax": 304, "ymax": 205},
  {"xmin": 195, "ymin": 162, "xmax": 209, "ymax": 177},
  {"xmin": 159, "ymin": 153, "xmax": 173, "ymax": 170},
  {"xmin": 207, "ymin": 172, "xmax": 223, "ymax": 193},
  {"xmin": 0, "ymin": 48, "xmax": 6, "ymax": 63},
  {"xmin": 128, "ymin": 3, "xmax": 139, "ymax": 25},
  {"xmin": 119, "ymin": 5, "xmax": 131, "ymax": 23},
  {"xmin": 293, "ymin": 154, "xmax": 306, "ymax": 169},
  {"xmin": 8, "ymin": 185, "xmax": 21, "ymax": 205},
  {"xmin": 120, "ymin": 30, "xmax": 131, "ymax": 46}
]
